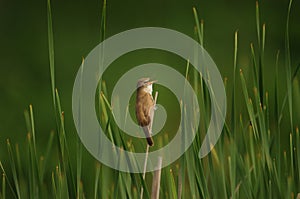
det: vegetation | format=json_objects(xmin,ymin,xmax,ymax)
[{"xmin": 0, "ymin": 0, "xmax": 299, "ymax": 198}]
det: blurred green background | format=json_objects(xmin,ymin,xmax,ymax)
[{"xmin": 0, "ymin": 0, "xmax": 299, "ymax": 163}]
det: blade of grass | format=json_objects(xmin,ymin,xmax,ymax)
[
  {"xmin": 229, "ymin": 155, "xmax": 236, "ymax": 199},
  {"xmin": 272, "ymin": 159, "xmax": 282, "ymax": 198},
  {"xmin": 47, "ymin": 2, "xmax": 75, "ymax": 196},
  {"xmin": 51, "ymin": 172, "xmax": 57, "ymax": 198},
  {"xmin": 193, "ymin": 7, "xmax": 203, "ymax": 46},
  {"xmin": 231, "ymin": 30, "xmax": 238, "ymax": 132},
  {"xmin": 28, "ymin": 105, "xmax": 43, "ymax": 191},
  {"xmin": 99, "ymin": 0, "xmax": 106, "ymax": 43},
  {"xmin": 274, "ymin": 50, "xmax": 282, "ymax": 180},
  {"xmin": 191, "ymin": 11, "xmax": 212, "ymax": 197},
  {"xmin": 6, "ymin": 140, "xmax": 20, "ymax": 198},
  {"xmin": 178, "ymin": 60, "xmax": 191, "ymax": 199},
  {"xmin": 94, "ymin": 163, "xmax": 101, "ymax": 199},
  {"xmin": 14, "ymin": 144, "xmax": 23, "ymax": 191},
  {"xmin": 121, "ymin": 172, "xmax": 134, "ymax": 199},
  {"xmin": 55, "ymin": 89, "xmax": 75, "ymax": 197},
  {"xmin": 259, "ymin": 23, "xmax": 265, "ymax": 102},
  {"xmin": 240, "ymin": 70, "xmax": 259, "ymax": 139},
  {"xmin": 27, "ymin": 132, "xmax": 39, "ymax": 198},
  {"xmin": 278, "ymin": 64, "xmax": 300, "ymax": 125},
  {"xmin": 29, "ymin": 105, "xmax": 37, "ymax": 156},
  {"xmin": 47, "ymin": 3, "xmax": 76, "ymax": 196},
  {"xmin": 76, "ymin": 58, "xmax": 85, "ymax": 199},
  {"xmin": 285, "ymin": 0, "xmax": 294, "ymax": 134},
  {"xmin": 1, "ymin": 173, "xmax": 5, "ymax": 199},
  {"xmin": 296, "ymin": 128, "xmax": 300, "ymax": 184},
  {"xmin": 255, "ymin": 1, "xmax": 261, "ymax": 49},
  {"xmin": 167, "ymin": 167, "xmax": 178, "ymax": 199},
  {"xmin": 250, "ymin": 43, "xmax": 258, "ymax": 87},
  {"xmin": 40, "ymin": 131, "xmax": 54, "ymax": 185},
  {"xmin": 97, "ymin": 0, "xmax": 107, "ymax": 122},
  {"xmin": 253, "ymin": 88, "xmax": 272, "ymax": 172},
  {"xmin": 287, "ymin": 177, "xmax": 292, "ymax": 198},
  {"xmin": 47, "ymin": 0, "xmax": 56, "ymax": 112},
  {"xmin": 289, "ymin": 133, "xmax": 294, "ymax": 181},
  {"xmin": 255, "ymin": 1, "xmax": 265, "ymax": 101},
  {"xmin": 0, "ymin": 162, "xmax": 17, "ymax": 199}
]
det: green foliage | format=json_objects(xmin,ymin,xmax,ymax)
[{"xmin": 1, "ymin": 0, "xmax": 300, "ymax": 198}]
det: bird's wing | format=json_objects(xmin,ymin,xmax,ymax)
[
  {"xmin": 135, "ymin": 92, "xmax": 155, "ymax": 146},
  {"xmin": 136, "ymin": 93, "xmax": 154, "ymax": 127}
]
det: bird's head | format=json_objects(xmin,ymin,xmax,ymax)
[{"xmin": 137, "ymin": 78, "xmax": 157, "ymax": 94}]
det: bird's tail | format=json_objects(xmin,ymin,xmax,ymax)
[{"xmin": 142, "ymin": 126, "xmax": 154, "ymax": 146}]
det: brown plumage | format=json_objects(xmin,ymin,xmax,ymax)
[{"xmin": 135, "ymin": 78, "xmax": 155, "ymax": 146}]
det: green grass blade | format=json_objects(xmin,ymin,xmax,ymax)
[
  {"xmin": 285, "ymin": 0, "xmax": 294, "ymax": 133},
  {"xmin": 278, "ymin": 63, "xmax": 300, "ymax": 126},
  {"xmin": 240, "ymin": 70, "xmax": 259, "ymax": 139},
  {"xmin": 296, "ymin": 128, "xmax": 300, "ymax": 184},
  {"xmin": 2, "ymin": 173, "xmax": 5, "ymax": 199},
  {"xmin": 14, "ymin": 144, "xmax": 23, "ymax": 191},
  {"xmin": 40, "ymin": 131, "xmax": 54, "ymax": 184},
  {"xmin": 29, "ymin": 105, "xmax": 37, "ymax": 155},
  {"xmin": 289, "ymin": 133, "xmax": 294, "ymax": 181},
  {"xmin": 255, "ymin": 1, "xmax": 265, "ymax": 101},
  {"xmin": 47, "ymin": 0, "xmax": 56, "ymax": 111},
  {"xmin": 97, "ymin": 0, "xmax": 107, "ymax": 117},
  {"xmin": 55, "ymin": 89, "xmax": 76, "ymax": 197},
  {"xmin": 0, "ymin": 162, "xmax": 17, "ymax": 199},
  {"xmin": 76, "ymin": 58, "xmax": 85, "ymax": 198},
  {"xmin": 27, "ymin": 132, "xmax": 37, "ymax": 198},
  {"xmin": 94, "ymin": 163, "xmax": 101, "ymax": 199},
  {"xmin": 6, "ymin": 140, "xmax": 20, "ymax": 198},
  {"xmin": 229, "ymin": 156, "xmax": 236, "ymax": 199},
  {"xmin": 28, "ymin": 105, "xmax": 43, "ymax": 189},
  {"xmin": 292, "ymin": 63, "xmax": 300, "ymax": 80},
  {"xmin": 231, "ymin": 30, "xmax": 238, "ymax": 132},
  {"xmin": 51, "ymin": 172, "xmax": 57, "ymax": 198},
  {"xmin": 250, "ymin": 43, "xmax": 258, "ymax": 87},
  {"xmin": 255, "ymin": 1, "xmax": 261, "ymax": 48},
  {"xmin": 165, "ymin": 168, "xmax": 177, "ymax": 199},
  {"xmin": 274, "ymin": 50, "xmax": 281, "ymax": 177},
  {"xmin": 100, "ymin": 0, "xmax": 106, "ymax": 43},
  {"xmin": 193, "ymin": 7, "xmax": 204, "ymax": 46},
  {"xmin": 258, "ymin": 23, "xmax": 265, "ymax": 102}
]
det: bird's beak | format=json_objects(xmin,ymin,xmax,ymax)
[{"xmin": 148, "ymin": 80, "xmax": 157, "ymax": 85}]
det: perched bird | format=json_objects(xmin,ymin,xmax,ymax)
[{"xmin": 135, "ymin": 78, "xmax": 156, "ymax": 146}]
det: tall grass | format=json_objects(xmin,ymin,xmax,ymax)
[{"xmin": 1, "ymin": 0, "xmax": 300, "ymax": 198}]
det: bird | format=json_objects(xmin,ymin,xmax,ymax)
[{"xmin": 135, "ymin": 78, "xmax": 156, "ymax": 146}]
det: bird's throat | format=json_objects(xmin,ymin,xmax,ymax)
[{"xmin": 143, "ymin": 84, "xmax": 153, "ymax": 94}]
